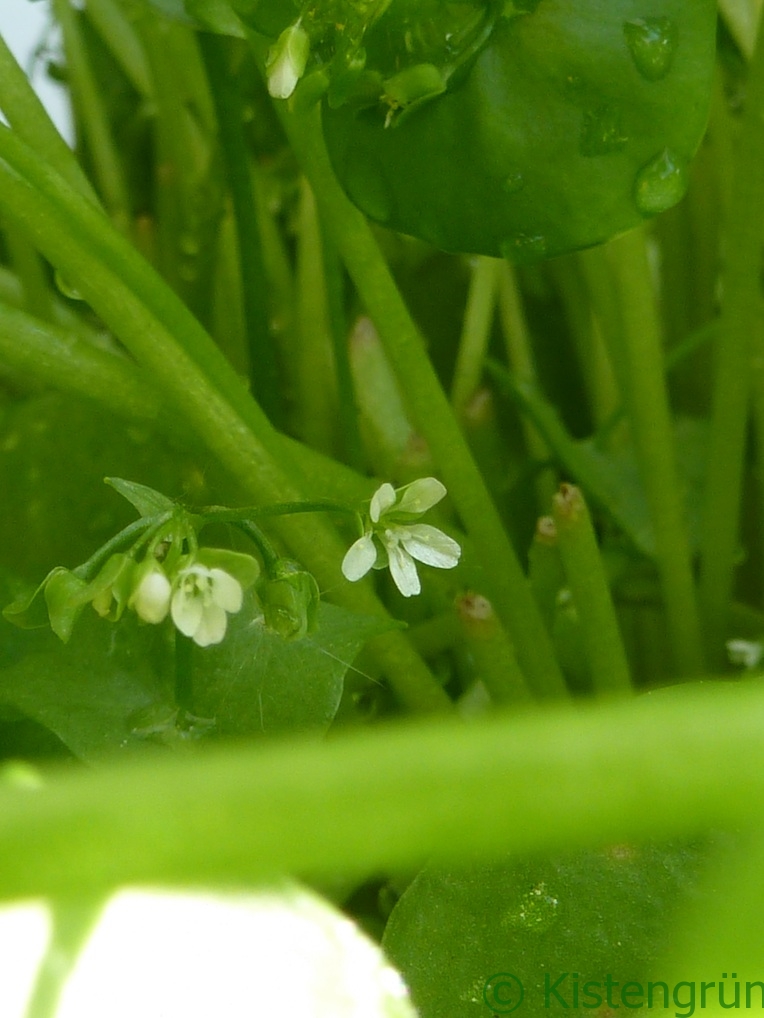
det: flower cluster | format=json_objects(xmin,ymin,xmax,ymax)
[
  {"xmin": 342, "ymin": 477, "xmax": 461, "ymax": 597},
  {"xmin": 129, "ymin": 553, "xmax": 255, "ymax": 648}
]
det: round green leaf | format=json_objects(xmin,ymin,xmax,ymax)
[
  {"xmin": 383, "ymin": 841, "xmax": 719, "ymax": 1018},
  {"xmin": 322, "ymin": 0, "xmax": 717, "ymax": 260}
]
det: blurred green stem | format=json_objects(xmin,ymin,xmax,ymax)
[
  {"xmin": 699, "ymin": 14, "xmax": 764, "ymax": 661},
  {"xmin": 199, "ymin": 33, "xmax": 281, "ymax": 423},
  {"xmin": 451, "ymin": 255, "xmax": 499, "ymax": 416},
  {"xmin": 2, "ymin": 682, "xmax": 764, "ymax": 899},
  {"xmin": 53, "ymin": 0, "xmax": 131, "ymax": 232},
  {"xmin": 603, "ymin": 229, "xmax": 704, "ymax": 677}
]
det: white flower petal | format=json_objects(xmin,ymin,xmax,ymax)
[
  {"xmin": 398, "ymin": 524, "xmax": 461, "ymax": 569},
  {"xmin": 384, "ymin": 534, "xmax": 420, "ymax": 597},
  {"xmin": 171, "ymin": 586, "xmax": 204, "ymax": 638},
  {"xmin": 192, "ymin": 605, "xmax": 228, "ymax": 647},
  {"xmin": 395, "ymin": 477, "xmax": 447, "ymax": 516},
  {"xmin": 370, "ymin": 483, "xmax": 396, "ymax": 523},
  {"xmin": 341, "ymin": 533, "xmax": 378, "ymax": 582},
  {"xmin": 210, "ymin": 569, "xmax": 243, "ymax": 614},
  {"xmin": 132, "ymin": 570, "xmax": 172, "ymax": 624}
]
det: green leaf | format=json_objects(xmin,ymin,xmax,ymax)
[
  {"xmin": 105, "ymin": 477, "xmax": 176, "ymax": 518},
  {"xmin": 383, "ymin": 841, "xmax": 719, "ymax": 1018},
  {"xmin": 141, "ymin": 0, "xmax": 288, "ymax": 36},
  {"xmin": 0, "ymin": 393, "xmax": 222, "ymax": 582},
  {"xmin": 0, "ymin": 610, "xmax": 173, "ymax": 762},
  {"xmin": 192, "ymin": 593, "xmax": 397, "ymax": 737},
  {"xmin": 323, "ymin": 0, "xmax": 717, "ymax": 259}
]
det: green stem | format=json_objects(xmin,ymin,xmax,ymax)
[
  {"xmin": 53, "ymin": 0, "xmax": 131, "ymax": 232},
  {"xmin": 3, "ymin": 225, "xmax": 54, "ymax": 321},
  {"xmin": 321, "ymin": 220, "xmax": 365, "ymax": 470},
  {"xmin": 295, "ymin": 177, "xmax": 339, "ymax": 453},
  {"xmin": 24, "ymin": 898, "xmax": 103, "ymax": 1018},
  {"xmin": 552, "ymin": 484, "xmax": 632, "ymax": 695},
  {"xmin": 455, "ymin": 591, "xmax": 532, "ymax": 704},
  {"xmin": 0, "ymin": 31, "xmax": 97, "ymax": 203},
  {"xmin": 604, "ymin": 229, "xmax": 704, "ymax": 677},
  {"xmin": 450, "ymin": 255, "xmax": 499, "ymax": 416},
  {"xmin": 497, "ymin": 261, "xmax": 556, "ymax": 508},
  {"xmin": 84, "ymin": 0, "xmax": 152, "ymax": 98},
  {"xmin": 278, "ymin": 101, "xmax": 565, "ymax": 698},
  {"xmin": 2, "ymin": 682, "xmax": 764, "ymax": 898},
  {"xmin": 76, "ymin": 515, "xmax": 167, "ymax": 580},
  {"xmin": 201, "ymin": 500, "xmax": 361, "ymax": 523},
  {"xmin": 699, "ymin": 14, "xmax": 764, "ymax": 663},
  {"xmin": 174, "ymin": 631, "xmax": 194, "ymax": 713},
  {"xmin": 199, "ymin": 33, "xmax": 281, "ymax": 423},
  {"xmin": 234, "ymin": 519, "xmax": 280, "ymax": 570},
  {"xmin": 0, "ymin": 299, "xmax": 165, "ymax": 426}
]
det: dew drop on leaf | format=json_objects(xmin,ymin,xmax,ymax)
[
  {"xmin": 54, "ymin": 268, "xmax": 84, "ymax": 301},
  {"xmin": 580, "ymin": 105, "xmax": 629, "ymax": 157},
  {"xmin": 623, "ymin": 17, "xmax": 678, "ymax": 82},
  {"xmin": 634, "ymin": 148, "xmax": 688, "ymax": 216},
  {"xmin": 502, "ymin": 881, "xmax": 560, "ymax": 933},
  {"xmin": 500, "ymin": 232, "xmax": 547, "ymax": 264}
]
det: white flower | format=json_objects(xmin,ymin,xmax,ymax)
[
  {"xmin": 266, "ymin": 22, "xmax": 310, "ymax": 100},
  {"xmin": 130, "ymin": 564, "xmax": 172, "ymax": 624},
  {"xmin": 171, "ymin": 564, "xmax": 243, "ymax": 647},
  {"xmin": 342, "ymin": 477, "xmax": 461, "ymax": 597}
]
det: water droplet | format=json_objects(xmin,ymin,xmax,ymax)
[
  {"xmin": 502, "ymin": 171, "xmax": 525, "ymax": 194},
  {"xmin": 500, "ymin": 232, "xmax": 547, "ymax": 264},
  {"xmin": 634, "ymin": 149, "xmax": 688, "ymax": 216},
  {"xmin": 623, "ymin": 18, "xmax": 678, "ymax": 82},
  {"xmin": 580, "ymin": 105, "xmax": 628, "ymax": 157},
  {"xmin": 503, "ymin": 881, "xmax": 559, "ymax": 933},
  {"xmin": 54, "ymin": 268, "xmax": 84, "ymax": 301},
  {"xmin": 343, "ymin": 149, "xmax": 394, "ymax": 224}
]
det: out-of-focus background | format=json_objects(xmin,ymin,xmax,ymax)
[{"xmin": 0, "ymin": 0, "xmax": 71, "ymax": 138}]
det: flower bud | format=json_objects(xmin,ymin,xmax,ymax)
[
  {"xmin": 259, "ymin": 559, "xmax": 319, "ymax": 641},
  {"xmin": 266, "ymin": 22, "xmax": 310, "ymax": 100},
  {"xmin": 130, "ymin": 561, "xmax": 172, "ymax": 624}
]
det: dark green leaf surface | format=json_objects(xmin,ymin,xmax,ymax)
[
  {"xmin": 0, "ymin": 610, "xmax": 173, "ymax": 762},
  {"xmin": 323, "ymin": 0, "xmax": 717, "ymax": 259},
  {"xmin": 191, "ymin": 593, "xmax": 397, "ymax": 737},
  {"xmin": 383, "ymin": 841, "xmax": 714, "ymax": 1018}
]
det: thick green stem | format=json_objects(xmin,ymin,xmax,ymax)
[
  {"xmin": 604, "ymin": 229, "xmax": 704, "ymax": 677},
  {"xmin": 699, "ymin": 15, "xmax": 764, "ymax": 662},
  {"xmin": 455, "ymin": 591, "xmax": 532, "ymax": 704},
  {"xmin": 0, "ymin": 31, "xmax": 97, "ymax": 203},
  {"xmin": 278, "ymin": 102, "xmax": 565, "ymax": 698},
  {"xmin": 1, "ymin": 682, "xmax": 764, "ymax": 898},
  {"xmin": 552, "ymin": 484, "xmax": 632, "ymax": 695}
]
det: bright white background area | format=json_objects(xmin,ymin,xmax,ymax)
[{"xmin": 0, "ymin": 0, "xmax": 72, "ymax": 139}]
